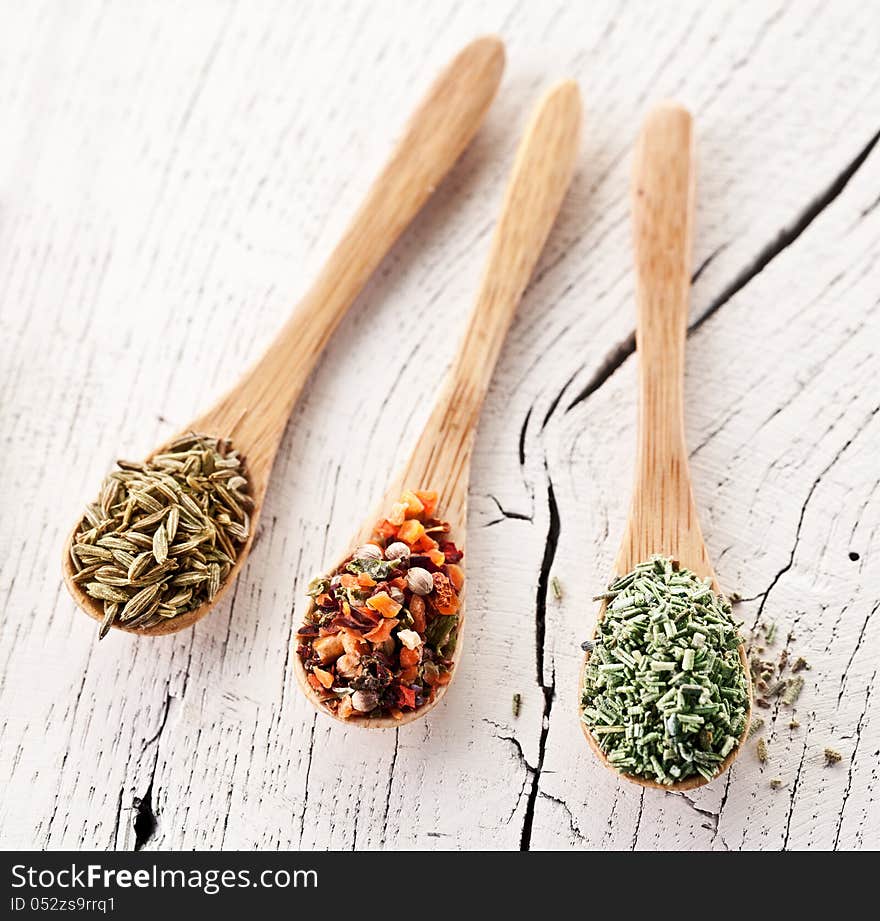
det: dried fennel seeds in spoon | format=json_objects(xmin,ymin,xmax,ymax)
[
  {"xmin": 578, "ymin": 104, "xmax": 751, "ymax": 790},
  {"xmin": 294, "ymin": 81, "xmax": 582, "ymax": 726},
  {"xmin": 63, "ymin": 36, "xmax": 505, "ymax": 639}
]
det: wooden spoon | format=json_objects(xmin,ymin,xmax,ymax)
[
  {"xmin": 63, "ymin": 36, "xmax": 506, "ymax": 636},
  {"xmin": 579, "ymin": 103, "xmax": 751, "ymax": 789},
  {"xmin": 294, "ymin": 80, "xmax": 582, "ymax": 726}
]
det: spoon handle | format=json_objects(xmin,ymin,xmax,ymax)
[
  {"xmin": 192, "ymin": 36, "xmax": 505, "ymax": 485},
  {"xmin": 399, "ymin": 80, "xmax": 582, "ymax": 506},
  {"xmin": 622, "ymin": 103, "xmax": 710, "ymax": 578}
]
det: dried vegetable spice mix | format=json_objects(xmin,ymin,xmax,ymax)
[
  {"xmin": 581, "ymin": 556, "xmax": 749, "ymax": 785},
  {"xmin": 296, "ymin": 490, "xmax": 463, "ymax": 720}
]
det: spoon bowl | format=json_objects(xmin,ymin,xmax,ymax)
[
  {"xmin": 63, "ymin": 36, "xmax": 506, "ymax": 637},
  {"xmin": 294, "ymin": 80, "xmax": 582, "ymax": 726},
  {"xmin": 578, "ymin": 103, "xmax": 751, "ymax": 790}
]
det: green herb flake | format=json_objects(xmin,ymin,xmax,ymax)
[
  {"xmin": 345, "ymin": 557, "xmax": 400, "ymax": 581},
  {"xmin": 425, "ymin": 614, "xmax": 457, "ymax": 655},
  {"xmin": 580, "ymin": 555, "xmax": 749, "ymax": 785},
  {"xmin": 306, "ymin": 576, "xmax": 329, "ymax": 598},
  {"xmin": 769, "ymin": 778, "xmax": 784, "ymax": 790},
  {"xmin": 551, "ymin": 576, "xmax": 563, "ymax": 601}
]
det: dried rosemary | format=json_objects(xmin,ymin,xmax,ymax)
[
  {"xmin": 70, "ymin": 433, "xmax": 251, "ymax": 639},
  {"xmin": 581, "ymin": 555, "xmax": 749, "ymax": 785}
]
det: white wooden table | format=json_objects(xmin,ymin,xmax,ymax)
[{"xmin": 1, "ymin": 0, "xmax": 878, "ymax": 851}]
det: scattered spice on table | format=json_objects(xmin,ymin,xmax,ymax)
[
  {"xmin": 747, "ymin": 624, "xmax": 810, "ymax": 713},
  {"xmin": 581, "ymin": 556, "xmax": 749, "ymax": 785},
  {"xmin": 743, "ymin": 619, "xmax": 826, "ymax": 785},
  {"xmin": 296, "ymin": 490, "xmax": 463, "ymax": 720},
  {"xmin": 824, "ymin": 748, "xmax": 842, "ymax": 766},
  {"xmin": 746, "ymin": 716, "xmax": 765, "ymax": 739},
  {"xmin": 551, "ymin": 576, "xmax": 563, "ymax": 601},
  {"xmin": 781, "ymin": 675, "xmax": 804, "ymax": 706},
  {"xmin": 512, "ymin": 692, "xmax": 522, "ymax": 718},
  {"xmin": 756, "ymin": 738, "xmax": 768, "ymax": 764},
  {"xmin": 69, "ymin": 433, "xmax": 251, "ymax": 639}
]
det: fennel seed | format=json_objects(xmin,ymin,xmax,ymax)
[{"xmin": 71, "ymin": 434, "xmax": 251, "ymax": 640}]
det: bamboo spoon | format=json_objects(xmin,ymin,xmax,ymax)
[
  {"xmin": 579, "ymin": 103, "xmax": 751, "ymax": 790},
  {"xmin": 63, "ymin": 36, "xmax": 506, "ymax": 636},
  {"xmin": 294, "ymin": 80, "xmax": 582, "ymax": 727}
]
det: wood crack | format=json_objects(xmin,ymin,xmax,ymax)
[
  {"xmin": 539, "ymin": 791, "xmax": 586, "ymax": 842},
  {"xmin": 691, "ymin": 242, "xmax": 728, "ymax": 283},
  {"xmin": 540, "ymin": 365, "xmax": 582, "ymax": 430},
  {"xmin": 518, "ymin": 405, "xmax": 532, "ymax": 467},
  {"xmin": 564, "ymin": 329, "xmax": 636, "ymax": 415},
  {"xmin": 834, "ymin": 669, "xmax": 875, "ymax": 850},
  {"xmin": 752, "ymin": 404, "xmax": 880, "ymax": 631},
  {"xmin": 519, "ymin": 470, "xmax": 559, "ymax": 850},
  {"xmin": 131, "ymin": 690, "xmax": 174, "ymax": 851},
  {"xmin": 629, "ymin": 788, "xmax": 645, "ymax": 850},
  {"xmin": 133, "ymin": 776, "xmax": 157, "ymax": 851},
  {"xmin": 483, "ymin": 493, "xmax": 533, "ymax": 527},
  {"xmin": 380, "ymin": 729, "xmax": 399, "ymax": 846},
  {"xmin": 710, "ymin": 771, "xmax": 734, "ymax": 849},
  {"xmin": 298, "ymin": 714, "xmax": 317, "ymax": 844},
  {"xmin": 679, "ymin": 791, "xmax": 720, "ymax": 822},
  {"xmin": 688, "ymin": 124, "xmax": 880, "ymax": 336},
  {"xmin": 836, "ymin": 601, "xmax": 879, "ymax": 706},
  {"xmin": 564, "ymin": 125, "xmax": 880, "ymax": 416},
  {"xmin": 781, "ymin": 713, "xmax": 814, "ymax": 850},
  {"xmin": 110, "ymin": 787, "xmax": 124, "ymax": 849}
]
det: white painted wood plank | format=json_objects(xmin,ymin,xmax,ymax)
[{"xmin": 0, "ymin": 0, "xmax": 877, "ymax": 851}]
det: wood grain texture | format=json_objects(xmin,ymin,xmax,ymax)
[
  {"xmin": 0, "ymin": 0, "xmax": 878, "ymax": 851},
  {"xmin": 625, "ymin": 104, "xmax": 707, "ymax": 578},
  {"xmin": 293, "ymin": 79, "xmax": 580, "ymax": 727}
]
